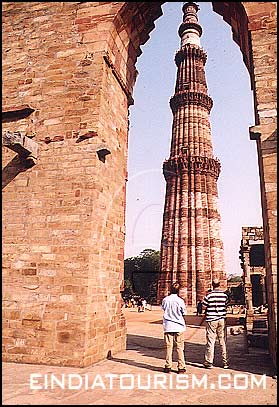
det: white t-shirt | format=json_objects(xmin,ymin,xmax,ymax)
[{"xmin": 162, "ymin": 294, "xmax": 187, "ymax": 332}]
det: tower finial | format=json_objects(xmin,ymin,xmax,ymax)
[{"xmin": 179, "ymin": 2, "xmax": 202, "ymax": 47}]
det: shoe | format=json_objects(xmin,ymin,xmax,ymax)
[
  {"xmin": 223, "ymin": 364, "xmax": 229, "ymax": 369},
  {"xmin": 203, "ymin": 363, "xmax": 213, "ymax": 369},
  {"xmin": 164, "ymin": 367, "xmax": 171, "ymax": 373},
  {"xmin": 178, "ymin": 368, "xmax": 186, "ymax": 374}
]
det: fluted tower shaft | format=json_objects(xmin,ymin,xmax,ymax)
[{"xmin": 157, "ymin": 2, "xmax": 227, "ymax": 306}]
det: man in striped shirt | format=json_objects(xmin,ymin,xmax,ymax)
[{"xmin": 202, "ymin": 278, "xmax": 229, "ymax": 369}]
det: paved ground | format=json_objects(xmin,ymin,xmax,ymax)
[{"xmin": 2, "ymin": 306, "xmax": 277, "ymax": 405}]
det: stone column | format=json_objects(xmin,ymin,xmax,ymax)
[
  {"xmin": 243, "ymin": 249, "xmax": 254, "ymax": 330},
  {"xmin": 157, "ymin": 2, "xmax": 226, "ymax": 306}
]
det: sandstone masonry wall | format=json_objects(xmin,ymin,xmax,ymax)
[
  {"xmin": 2, "ymin": 1, "xmax": 129, "ymax": 367},
  {"xmin": 2, "ymin": 1, "xmax": 276, "ymax": 369},
  {"xmin": 245, "ymin": 2, "xmax": 277, "ymax": 371}
]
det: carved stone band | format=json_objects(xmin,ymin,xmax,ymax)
[
  {"xmin": 175, "ymin": 45, "xmax": 207, "ymax": 66},
  {"xmin": 163, "ymin": 154, "xmax": 221, "ymax": 179},
  {"xmin": 170, "ymin": 91, "xmax": 213, "ymax": 113}
]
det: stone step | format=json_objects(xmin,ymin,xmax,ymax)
[
  {"xmin": 253, "ymin": 320, "xmax": 268, "ymax": 328},
  {"xmin": 252, "ymin": 328, "xmax": 268, "ymax": 334}
]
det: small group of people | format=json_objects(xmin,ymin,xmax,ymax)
[
  {"xmin": 161, "ymin": 278, "xmax": 229, "ymax": 373},
  {"xmin": 123, "ymin": 297, "xmax": 136, "ymax": 308},
  {"xmin": 124, "ymin": 296, "xmax": 149, "ymax": 312}
]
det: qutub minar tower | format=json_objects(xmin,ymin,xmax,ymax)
[{"xmin": 157, "ymin": 2, "xmax": 227, "ymax": 306}]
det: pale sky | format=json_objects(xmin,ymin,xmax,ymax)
[{"xmin": 124, "ymin": 2, "xmax": 263, "ymax": 276}]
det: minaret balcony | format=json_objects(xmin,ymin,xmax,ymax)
[
  {"xmin": 170, "ymin": 91, "xmax": 213, "ymax": 113},
  {"xmin": 178, "ymin": 21, "xmax": 202, "ymax": 38},
  {"xmin": 163, "ymin": 155, "xmax": 221, "ymax": 180}
]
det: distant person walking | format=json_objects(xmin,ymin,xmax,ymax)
[
  {"xmin": 202, "ymin": 278, "xmax": 229, "ymax": 369},
  {"xmin": 161, "ymin": 282, "xmax": 187, "ymax": 374},
  {"xmin": 142, "ymin": 298, "xmax": 147, "ymax": 312},
  {"xmin": 196, "ymin": 299, "xmax": 203, "ymax": 316},
  {"xmin": 137, "ymin": 298, "xmax": 143, "ymax": 312}
]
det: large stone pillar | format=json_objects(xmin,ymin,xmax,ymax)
[
  {"xmin": 157, "ymin": 2, "xmax": 226, "ymax": 306},
  {"xmin": 242, "ymin": 248, "xmax": 254, "ymax": 331}
]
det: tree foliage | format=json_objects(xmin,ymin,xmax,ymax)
[
  {"xmin": 123, "ymin": 249, "xmax": 160, "ymax": 303},
  {"xmin": 124, "ymin": 249, "xmax": 160, "ymax": 279},
  {"xmin": 227, "ymin": 274, "xmax": 242, "ymax": 283}
]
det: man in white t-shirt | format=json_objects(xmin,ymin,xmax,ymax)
[{"xmin": 161, "ymin": 282, "xmax": 187, "ymax": 373}]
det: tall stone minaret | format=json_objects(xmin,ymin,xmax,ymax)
[{"xmin": 157, "ymin": 2, "xmax": 227, "ymax": 306}]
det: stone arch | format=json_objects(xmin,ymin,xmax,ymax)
[
  {"xmin": 2, "ymin": 2, "xmax": 276, "ymax": 369},
  {"xmin": 109, "ymin": 0, "xmax": 277, "ymax": 370}
]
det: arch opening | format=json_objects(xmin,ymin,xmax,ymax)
[{"xmin": 125, "ymin": 1, "xmax": 262, "ymax": 290}]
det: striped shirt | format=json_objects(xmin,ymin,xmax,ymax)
[{"xmin": 202, "ymin": 289, "xmax": 229, "ymax": 322}]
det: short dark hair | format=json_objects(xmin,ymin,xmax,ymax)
[
  {"xmin": 212, "ymin": 278, "xmax": 220, "ymax": 288},
  {"xmin": 170, "ymin": 282, "xmax": 180, "ymax": 294}
]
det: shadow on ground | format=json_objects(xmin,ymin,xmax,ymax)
[
  {"xmin": 150, "ymin": 315, "xmax": 241, "ymax": 328},
  {"xmin": 111, "ymin": 333, "xmax": 275, "ymax": 377}
]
